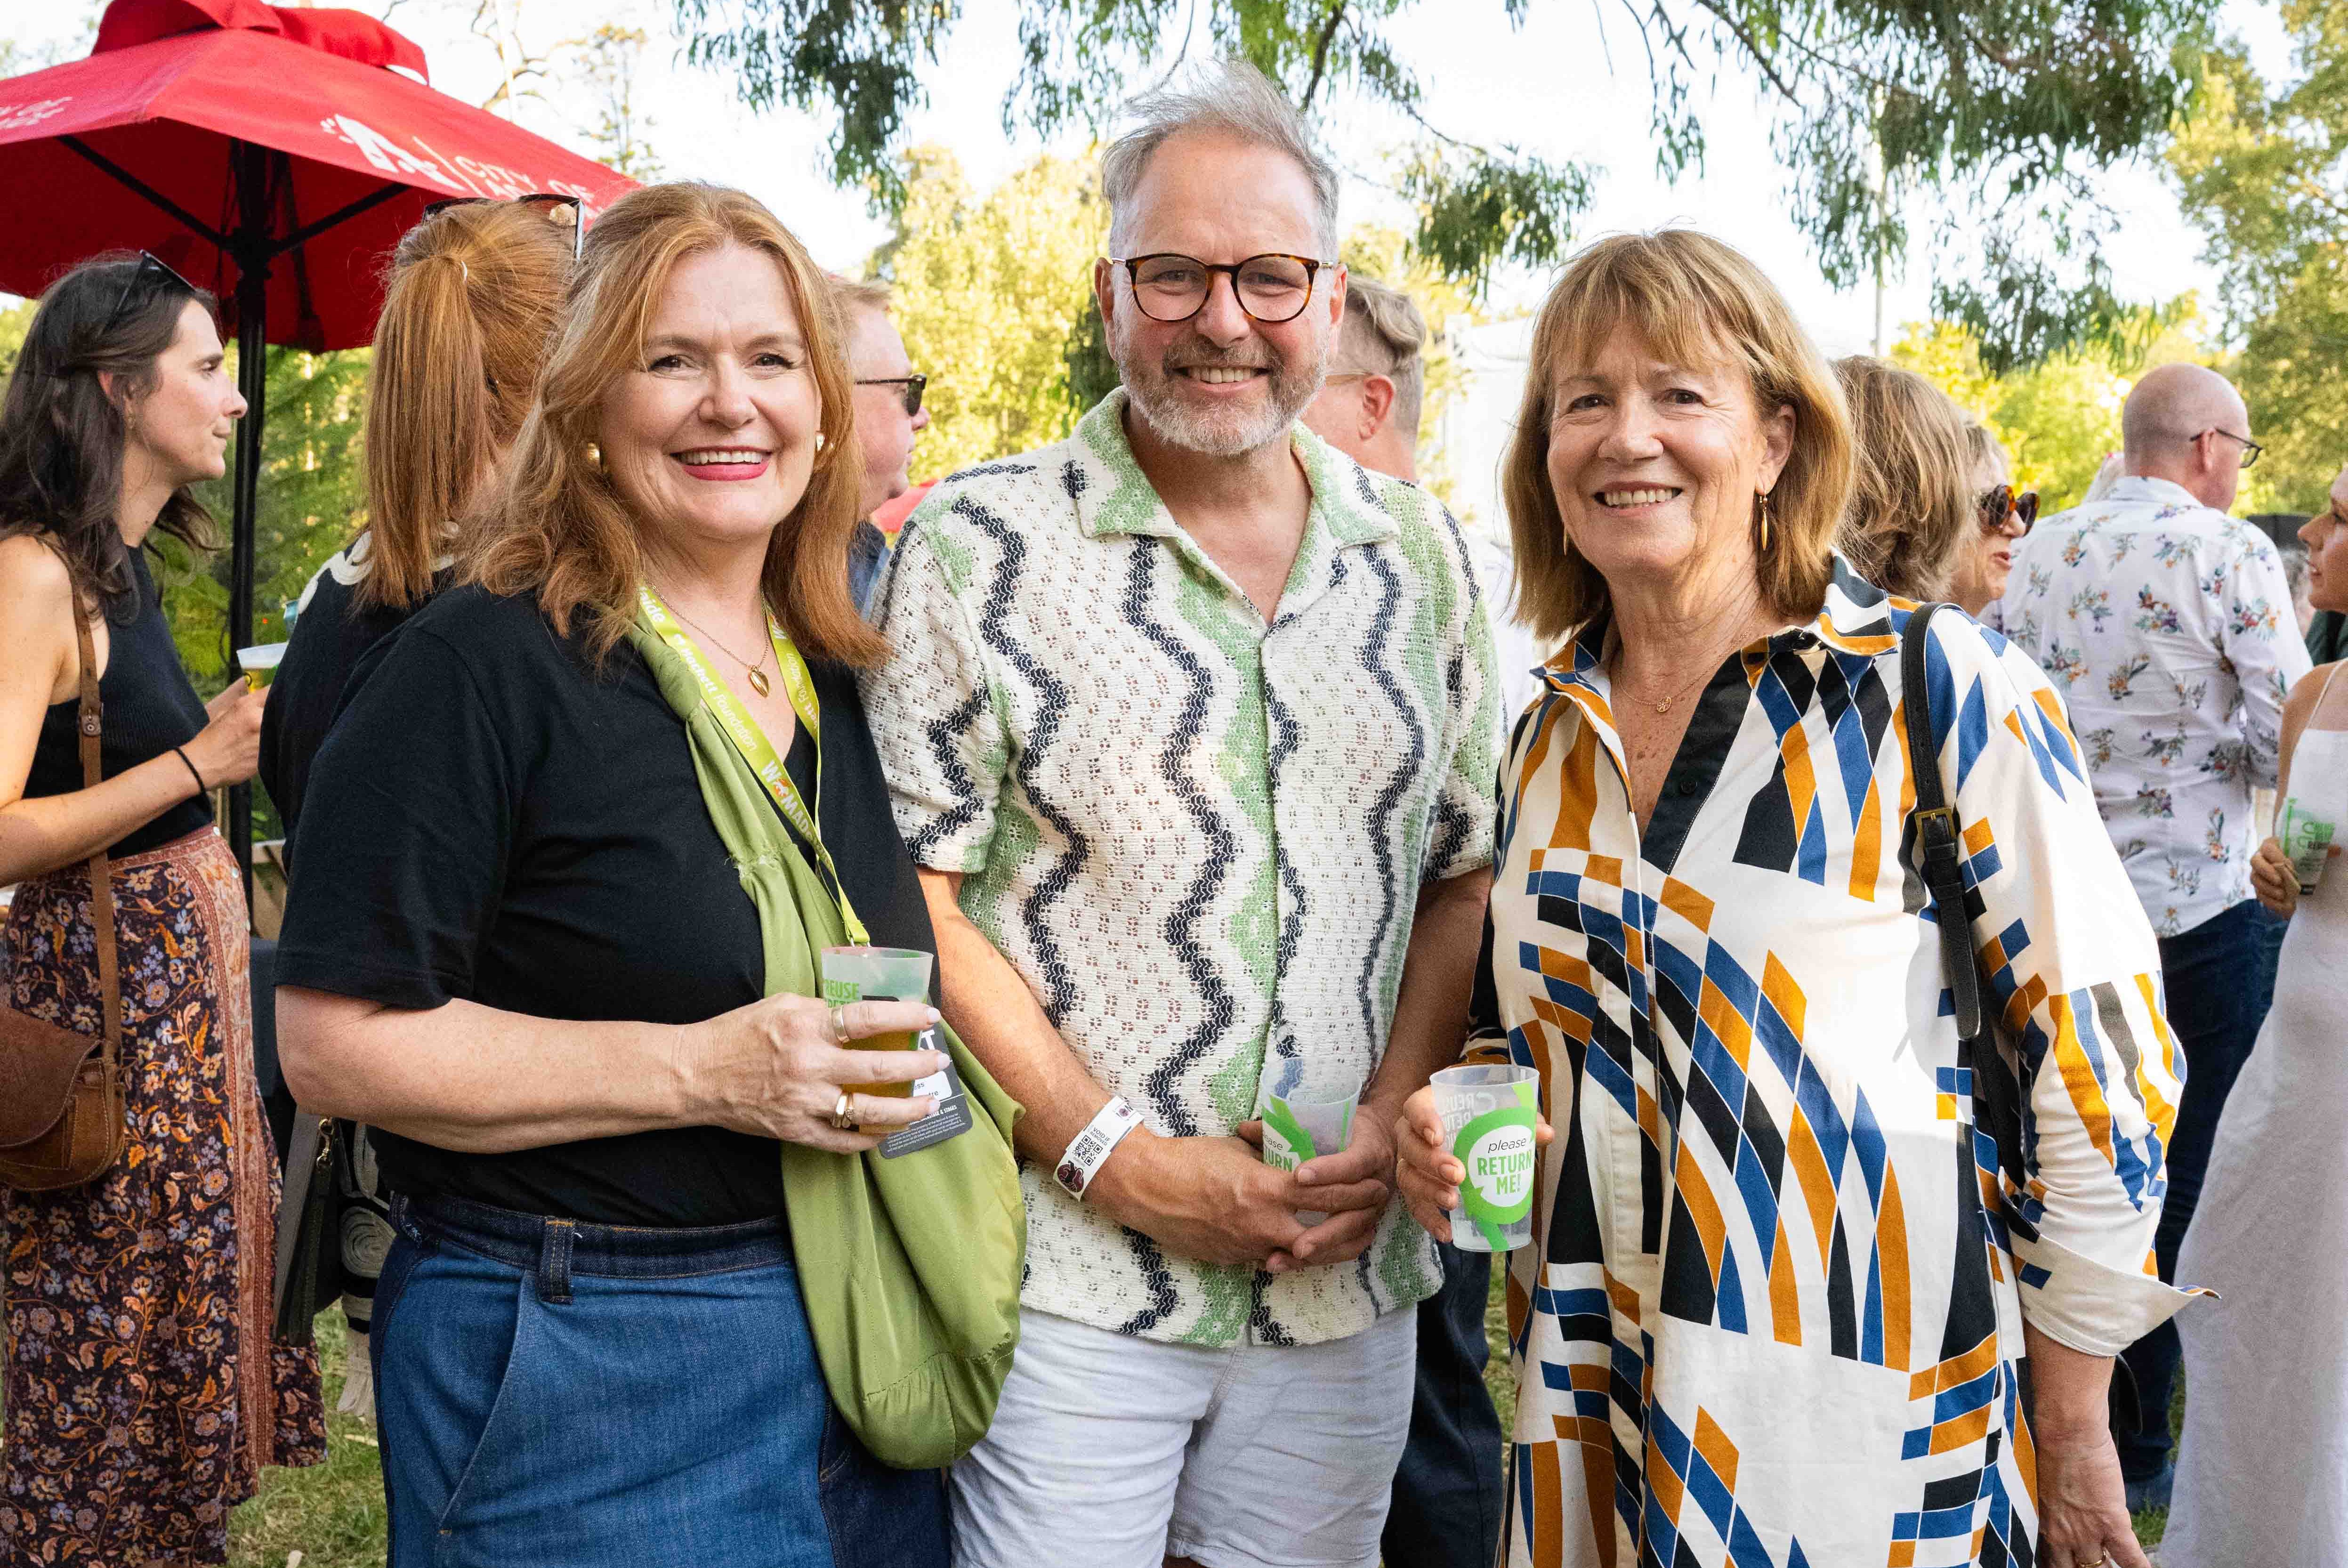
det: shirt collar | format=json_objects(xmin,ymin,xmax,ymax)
[
  {"xmin": 1068, "ymin": 386, "xmax": 1400, "ymax": 549},
  {"xmin": 1543, "ymin": 552, "xmax": 1897, "ymax": 697},
  {"xmin": 2100, "ymin": 474, "xmax": 2206, "ymax": 512}
]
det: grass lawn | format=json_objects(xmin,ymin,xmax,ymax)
[{"xmin": 215, "ymin": 1284, "xmax": 2172, "ymax": 1566}]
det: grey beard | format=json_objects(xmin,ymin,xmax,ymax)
[{"xmin": 1112, "ymin": 331, "xmax": 1328, "ymax": 460}]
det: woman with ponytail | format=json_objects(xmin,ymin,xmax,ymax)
[
  {"xmin": 256, "ymin": 197, "xmax": 573, "ymax": 1424},
  {"xmin": 259, "ymin": 196, "xmax": 574, "ymax": 838}
]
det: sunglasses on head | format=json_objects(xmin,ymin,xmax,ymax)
[
  {"xmin": 102, "ymin": 251, "xmax": 198, "ymax": 334},
  {"xmin": 421, "ymin": 192, "xmax": 587, "ymax": 262},
  {"xmin": 855, "ymin": 373, "xmax": 927, "ymax": 418},
  {"xmin": 1978, "ymin": 484, "xmax": 2039, "ymax": 534}
]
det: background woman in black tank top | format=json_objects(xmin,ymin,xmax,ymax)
[{"xmin": 0, "ymin": 252, "xmax": 326, "ymax": 1566}]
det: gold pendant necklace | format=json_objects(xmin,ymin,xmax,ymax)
[
  {"xmin": 747, "ymin": 667, "xmax": 771, "ymax": 696},
  {"xmin": 653, "ymin": 581, "xmax": 775, "ymax": 696}
]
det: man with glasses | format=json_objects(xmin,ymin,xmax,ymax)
[
  {"xmin": 827, "ymin": 275, "xmax": 933, "ymax": 612},
  {"xmin": 863, "ymin": 58, "xmax": 1497, "ymax": 1568},
  {"xmin": 1990, "ymin": 360, "xmax": 2308, "ymax": 1511}
]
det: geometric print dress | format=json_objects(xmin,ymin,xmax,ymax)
[{"xmin": 1477, "ymin": 564, "xmax": 2194, "ymax": 1567}]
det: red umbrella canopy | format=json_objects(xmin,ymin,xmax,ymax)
[{"xmin": 0, "ymin": 0, "xmax": 635, "ymax": 348}]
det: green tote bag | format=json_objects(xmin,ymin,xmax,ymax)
[{"xmin": 629, "ymin": 619, "xmax": 1025, "ymax": 1470}]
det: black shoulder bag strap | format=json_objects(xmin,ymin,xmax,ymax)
[{"xmin": 1900, "ymin": 603, "xmax": 2031, "ymax": 1241}]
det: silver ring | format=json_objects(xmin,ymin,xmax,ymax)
[
  {"xmin": 830, "ymin": 1091, "xmax": 858, "ymax": 1132},
  {"xmin": 829, "ymin": 1004, "xmax": 852, "ymax": 1044}
]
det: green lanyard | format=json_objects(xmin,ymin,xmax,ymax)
[{"xmin": 637, "ymin": 585, "xmax": 871, "ymax": 946}]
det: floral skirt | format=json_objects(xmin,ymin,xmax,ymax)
[{"xmin": 1, "ymin": 828, "xmax": 326, "ymax": 1566}]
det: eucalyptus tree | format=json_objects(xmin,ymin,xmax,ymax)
[{"xmin": 675, "ymin": 0, "xmax": 2209, "ymax": 367}]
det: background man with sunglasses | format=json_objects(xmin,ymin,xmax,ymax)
[
  {"xmin": 863, "ymin": 57, "xmax": 1497, "ymax": 1568},
  {"xmin": 1989, "ymin": 360, "xmax": 2309, "ymax": 1511},
  {"xmin": 828, "ymin": 275, "xmax": 932, "ymax": 612}
]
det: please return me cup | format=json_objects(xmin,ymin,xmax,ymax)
[{"xmin": 1429, "ymin": 1063, "xmax": 1540, "ymax": 1252}]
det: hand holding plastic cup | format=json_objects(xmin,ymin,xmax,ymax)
[
  {"xmin": 235, "ymin": 642, "xmax": 287, "ymax": 691},
  {"xmin": 2280, "ymin": 797, "xmax": 2338, "ymax": 894},
  {"xmin": 820, "ymin": 946, "xmax": 935, "ymax": 1098},
  {"xmin": 1258, "ymin": 1090, "xmax": 1358, "ymax": 1226},
  {"xmin": 1428, "ymin": 1063, "xmax": 1541, "ymax": 1252}
]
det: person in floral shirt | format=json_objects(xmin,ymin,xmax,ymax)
[{"xmin": 1987, "ymin": 361, "xmax": 2310, "ymax": 1510}]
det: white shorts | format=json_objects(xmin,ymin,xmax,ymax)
[{"xmin": 950, "ymin": 1304, "xmax": 1418, "ymax": 1568}]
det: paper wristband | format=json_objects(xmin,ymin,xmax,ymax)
[{"xmin": 1055, "ymin": 1095, "xmax": 1144, "ymax": 1200}]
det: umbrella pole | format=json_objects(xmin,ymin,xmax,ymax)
[{"xmin": 227, "ymin": 139, "xmax": 271, "ymax": 907}]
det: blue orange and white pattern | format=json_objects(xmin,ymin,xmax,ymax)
[
  {"xmin": 1480, "ymin": 566, "xmax": 2193, "ymax": 1568},
  {"xmin": 863, "ymin": 388, "xmax": 1499, "ymax": 1348},
  {"xmin": 1986, "ymin": 476, "xmax": 2308, "ymax": 936}
]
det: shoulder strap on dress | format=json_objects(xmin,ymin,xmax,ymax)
[
  {"xmin": 72, "ymin": 606, "xmax": 122, "ymax": 1080},
  {"xmin": 1900, "ymin": 603, "xmax": 2028, "ymax": 1236}
]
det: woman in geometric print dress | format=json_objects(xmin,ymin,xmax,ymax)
[
  {"xmin": 0, "ymin": 254, "xmax": 325, "ymax": 1566},
  {"xmin": 1396, "ymin": 230, "xmax": 2192, "ymax": 1568},
  {"xmin": 2163, "ymin": 486, "xmax": 2348, "ymax": 1564}
]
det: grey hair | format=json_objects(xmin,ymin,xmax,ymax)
[
  {"xmin": 1101, "ymin": 57, "xmax": 1340, "ymax": 257},
  {"xmin": 1337, "ymin": 275, "xmax": 1428, "ymax": 436}
]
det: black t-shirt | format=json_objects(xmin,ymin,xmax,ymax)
[
  {"xmin": 24, "ymin": 549, "xmax": 213, "ymax": 857},
  {"xmin": 259, "ymin": 552, "xmax": 440, "ymax": 853},
  {"xmin": 274, "ymin": 585, "xmax": 934, "ymax": 1227}
]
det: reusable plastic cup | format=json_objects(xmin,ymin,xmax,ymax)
[
  {"xmin": 1429, "ymin": 1063, "xmax": 1541, "ymax": 1252},
  {"xmin": 821, "ymin": 946, "xmax": 934, "ymax": 1098},
  {"xmin": 1259, "ymin": 1090, "xmax": 1357, "ymax": 1226},
  {"xmin": 2281, "ymin": 797, "xmax": 2337, "ymax": 895},
  {"xmin": 235, "ymin": 642, "xmax": 288, "ymax": 690}
]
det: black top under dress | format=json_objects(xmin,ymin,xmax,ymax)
[
  {"xmin": 259, "ymin": 549, "xmax": 444, "ymax": 852},
  {"xmin": 274, "ymin": 585, "xmax": 934, "ymax": 1229},
  {"xmin": 23, "ymin": 548, "xmax": 213, "ymax": 858}
]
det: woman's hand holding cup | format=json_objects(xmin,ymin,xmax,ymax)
[
  {"xmin": 1394, "ymin": 1083, "xmax": 1556, "ymax": 1245},
  {"xmin": 183, "ymin": 679, "xmax": 269, "ymax": 790},
  {"xmin": 686, "ymin": 992, "xmax": 946, "ymax": 1153}
]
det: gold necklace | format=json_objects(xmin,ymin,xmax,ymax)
[
  {"xmin": 1616, "ymin": 656, "xmax": 1727, "ymax": 716},
  {"xmin": 654, "ymin": 587, "xmax": 775, "ymax": 696}
]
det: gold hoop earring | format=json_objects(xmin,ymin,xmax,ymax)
[
  {"xmin": 585, "ymin": 441, "xmax": 604, "ymax": 470},
  {"xmin": 814, "ymin": 430, "xmax": 826, "ymax": 453},
  {"xmin": 1756, "ymin": 489, "xmax": 1775, "ymax": 553}
]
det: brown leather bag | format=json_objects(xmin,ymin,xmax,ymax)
[{"xmin": 0, "ymin": 608, "xmax": 126, "ymax": 1190}]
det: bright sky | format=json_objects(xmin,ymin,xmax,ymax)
[{"xmin": 2, "ymin": 0, "xmax": 2298, "ymax": 524}]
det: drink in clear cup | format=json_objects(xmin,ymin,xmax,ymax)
[
  {"xmin": 820, "ymin": 946, "xmax": 933, "ymax": 1097},
  {"xmin": 2281, "ymin": 797, "xmax": 2337, "ymax": 894},
  {"xmin": 1429, "ymin": 1063, "xmax": 1540, "ymax": 1252},
  {"xmin": 236, "ymin": 642, "xmax": 288, "ymax": 690},
  {"xmin": 1258, "ymin": 1088, "xmax": 1357, "ymax": 1225}
]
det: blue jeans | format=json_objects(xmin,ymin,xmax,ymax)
[
  {"xmin": 371, "ymin": 1194, "xmax": 950, "ymax": 1568},
  {"xmin": 1382, "ymin": 1243, "xmax": 1504, "ymax": 1568},
  {"xmin": 2113, "ymin": 899, "xmax": 2273, "ymax": 1480}
]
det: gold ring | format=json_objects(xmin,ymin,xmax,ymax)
[
  {"xmin": 829, "ymin": 1004, "xmax": 852, "ymax": 1044},
  {"xmin": 830, "ymin": 1091, "xmax": 858, "ymax": 1131}
]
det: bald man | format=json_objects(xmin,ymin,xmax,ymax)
[{"xmin": 1991, "ymin": 361, "xmax": 2309, "ymax": 1510}]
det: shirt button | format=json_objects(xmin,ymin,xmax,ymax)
[{"xmin": 1677, "ymin": 779, "xmax": 1700, "ymax": 797}]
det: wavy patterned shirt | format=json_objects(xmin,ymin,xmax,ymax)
[
  {"xmin": 863, "ymin": 390, "xmax": 1500, "ymax": 1347},
  {"xmin": 1986, "ymin": 477, "xmax": 2309, "ymax": 936},
  {"xmin": 1482, "ymin": 567, "xmax": 2191, "ymax": 1567}
]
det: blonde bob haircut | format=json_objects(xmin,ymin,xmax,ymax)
[
  {"xmin": 1833, "ymin": 356, "xmax": 1976, "ymax": 602},
  {"xmin": 1501, "ymin": 230, "xmax": 1853, "ymax": 644},
  {"xmin": 468, "ymin": 182, "xmax": 881, "ymax": 668}
]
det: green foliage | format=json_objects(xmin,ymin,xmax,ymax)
[
  {"xmin": 1889, "ymin": 308, "xmax": 2298, "ymax": 519},
  {"xmin": 169, "ymin": 347, "xmax": 370, "ymax": 687},
  {"xmin": 0, "ymin": 297, "xmax": 34, "ymax": 379},
  {"xmin": 874, "ymin": 146, "xmax": 1110, "ymax": 475},
  {"xmin": 672, "ymin": 0, "xmax": 2211, "ymax": 365},
  {"xmin": 567, "ymin": 23, "xmax": 666, "ymax": 181},
  {"xmin": 2167, "ymin": 5, "xmax": 2348, "ymax": 514}
]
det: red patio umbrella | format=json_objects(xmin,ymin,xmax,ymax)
[{"xmin": 0, "ymin": 0, "xmax": 634, "ymax": 876}]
